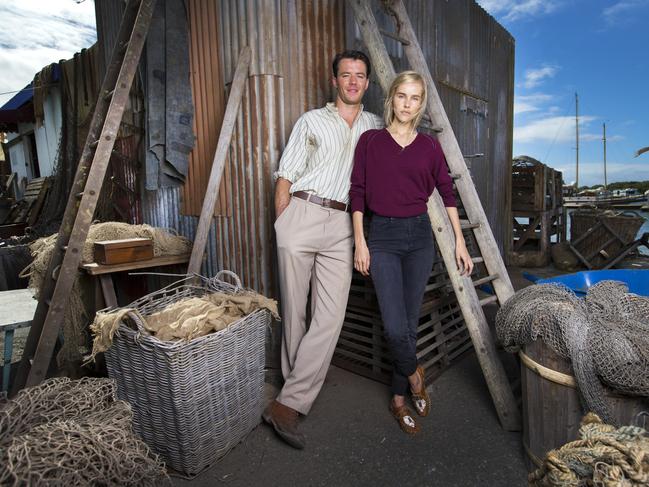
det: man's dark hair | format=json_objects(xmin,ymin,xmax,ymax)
[{"xmin": 332, "ymin": 50, "xmax": 371, "ymax": 78}]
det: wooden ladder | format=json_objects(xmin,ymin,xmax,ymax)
[
  {"xmin": 350, "ymin": 0, "xmax": 520, "ymax": 431},
  {"xmin": 11, "ymin": 0, "xmax": 157, "ymax": 394}
]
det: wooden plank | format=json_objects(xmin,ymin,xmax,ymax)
[
  {"xmin": 99, "ymin": 275, "xmax": 119, "ymax": 309},
  {"xmin": 349, "ymin": 0, "xmax": 520, "ymax": 431},
  {"xmin": 513, "ymin": 215, "xmax": 541, "ymax": 251},
  {"xmin": 82, "ymin": 253, "xmax": 190, "ymax": 275},
  {"xmin": 18, "ymin": 0, "xmax": 157, "ymax": 391},
  {"xmin": 187, "ymin": 47, "xmax": 251, "ymax": 276}
]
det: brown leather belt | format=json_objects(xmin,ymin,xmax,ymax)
[{"xmin": 292, "ymin": 191, "xmax": 349, "ymax": 212}]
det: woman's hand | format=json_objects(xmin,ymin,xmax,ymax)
[
  {"xmin": 455, "ymin": 239, "xmax": 473, "ymax": 276},
  {"xmin": 354, "ymin": 241, "xmax": 371, "ymax": 276}
]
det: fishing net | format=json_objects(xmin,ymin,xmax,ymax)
[
  {"xmin": 19, "ymin": 222, "xmax": 192, "ymax": 366},
  {"xmin": 496, "ymin": 281, "xmax": 649, "ymax": 424},
  {"xmin": 0, "ymin": 377, "xmax": 170, "ymax": 486},
  {"xmin": 529, "ymin": 412, "xmax": 649, "ymax": 486}
]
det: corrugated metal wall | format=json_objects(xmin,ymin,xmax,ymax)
[
  {"xmin": 141, "ymin": 0, "xmax": 345, "ymax": 297},
  {"xmin": 183, "ymin": 0, "xmax": 226, "ymax": 216},
  {"xmin": 94, "ymin": 1, "xmax": 144, "ymax": 225},
  {"xmin": 346, "ymin": 0, "xmax": 514, "ymax": 252},
  {"xmin": 96, "ymin": 0, "xmax": 513, "ymax": 296}
]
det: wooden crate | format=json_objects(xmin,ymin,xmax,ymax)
[
  {"xmin": 568, "ymin": 211, "xmax": 645, "ymax": 269},
  {"xmin": 93, "ymin": 238, "xmax": 154, "ymax": 265},
  {"xmin": 510, "ymin": 157, "xmax": 565, "ymax": 266},
  {"xmin": 333, "ymin": 261, "xmax": 473, "ymax": 386}
]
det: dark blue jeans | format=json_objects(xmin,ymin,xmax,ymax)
[{"xmin": 368, "ymin": 213, "xmax": 435, "ymax": 396}]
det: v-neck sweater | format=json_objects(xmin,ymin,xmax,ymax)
[{"xmin": 350, "ymin": 128, "xmax": 456, "ymax": 217}]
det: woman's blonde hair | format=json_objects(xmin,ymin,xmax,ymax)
[{"xmin": 383, "ymin": 71, "xmax": 427, "ymax": 129}]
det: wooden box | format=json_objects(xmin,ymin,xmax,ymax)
[{"xmin": 93, "ymin": 238, "xmax": 154, "ymax": 265}]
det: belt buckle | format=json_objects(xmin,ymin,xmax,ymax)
[{"xmin": 322, "ymin": 197, "xmax": 332, "ymax": 208}]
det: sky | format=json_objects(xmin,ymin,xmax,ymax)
[
  {"xmin": 477, "ymin": 0, "xmax": 649, "ymax": 187},
  {"xmin": 1, "ymin": 1, "xmax": 648, "ymax": 187},
  {"xmin": 0, "ymin": 1, "xmax": 96, "ymax": 106}
]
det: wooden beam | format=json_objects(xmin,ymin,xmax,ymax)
[{"xmin": 187, "ymin": 47, "xmax": 251, "ymax": 276}]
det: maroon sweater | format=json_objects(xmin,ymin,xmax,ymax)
[{"xmin": 350, "ymin": 129, "xmax": 456, "ymax": 217}]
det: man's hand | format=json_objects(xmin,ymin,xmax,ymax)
[{"xmin": 275, "ymin": 178, "xmax": 292, "ymax": 220}]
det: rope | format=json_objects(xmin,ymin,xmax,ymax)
[
  {"xmin": 529, "ymin": 413, "xmax": 649, "ymax": 486},
  {"xmin": 0, "ymin": 377, "xmax": 170, "ymax": 486}
]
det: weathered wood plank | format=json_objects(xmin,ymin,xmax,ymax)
[{"xmin": 187, "ymin": 47, "xmax": 251, "ymax": 276}]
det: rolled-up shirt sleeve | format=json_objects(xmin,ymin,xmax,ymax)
[
  {"xmin": 350, "ymin": 131, "xmax": 370, "ymax": 213},
  {"xmin": 274, "ymin": 116, "xmax": 310, "ymax": 182},
  {"xmin": 432, "ymin": 141, "xmax": 457, "ymax": 208}
]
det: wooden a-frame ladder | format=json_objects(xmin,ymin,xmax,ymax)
[
  {"xmin": 11, "ymin": 0, "xmax": 157, "ymax": 394},
  {"xmin": 350, "ymin": 0, "xmax": 520, "ymax": 431}
]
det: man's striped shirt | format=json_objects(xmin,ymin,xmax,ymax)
[{"xmin": 274, "ymin": 102, "xmax": 383, "ymax": 204}]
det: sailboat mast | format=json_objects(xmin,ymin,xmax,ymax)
[
  {"xmin": 575, "ymin": 92, "xmax": 579, "ymax": 189},
  {"xmin": 603, "ymin": 122, "xmax": 607, "ymax": 190}
]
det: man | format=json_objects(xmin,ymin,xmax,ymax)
[{"xmin": 263, "ymin": 51, "xmax": 382, "ymax": 449}]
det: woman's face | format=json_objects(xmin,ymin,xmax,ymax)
[{"xmin": 392, "ymin": 81, "xmax": 424, "ymax": 125}]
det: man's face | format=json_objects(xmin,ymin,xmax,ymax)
[{"xmin": 332, "ymin": 58, "xmax": 370, "ymax": 106}]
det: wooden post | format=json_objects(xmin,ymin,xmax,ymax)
[{"xmin": 187, "ymin": 47, "xmax": 251, "ymax": 276}]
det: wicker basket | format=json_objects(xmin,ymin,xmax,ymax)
[{"xmin": 104, "ymin": 272, "xmax": 270, "ymax": 476}]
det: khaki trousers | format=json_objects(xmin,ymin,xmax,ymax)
[{"xmin": 274, "ymin": 196, "xmax": 353, "ymax": 415}]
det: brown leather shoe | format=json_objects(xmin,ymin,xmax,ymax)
[
  {"xmin": 410, "ymin": 366, "xmax": 431, "ymax": 417},
  {"xmin": 262, "ymin": 400, "xmax": 306, "ymax": 449}
]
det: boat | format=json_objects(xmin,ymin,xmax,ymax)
[{"xmin": 564, "ymin": 188, "xmax": 648, "ymax": 208}]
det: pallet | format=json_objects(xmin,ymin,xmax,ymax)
[{"xmin": 333, "ymin": 262, "xmax": 472, "ymax": 386}]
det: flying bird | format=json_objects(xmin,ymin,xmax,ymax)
[{"xmin": 635, "ymin": 146, "xmax": 649, "ymax": 158}]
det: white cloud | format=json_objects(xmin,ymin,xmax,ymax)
[
  {"xmin": 603, "ymin": 0, "xmax": 649, "ymax": 25},
  {"xmin": 0, "ymin": 0, "xmax": 96, "ymax": 106},
  {"xmin": 514, "ymin": 93, "xmax": 553, "ymax": 114},
  {"xmin": 514, "ymin": 115, "xmax": 597, "ymax": 143},
  {"xmin": 559, "ymin": 161, "xmax": 649, "ymax": 186},
  {"xmin": 522, "ymin": 65, "xmax": 559, "ymax": 89},
  {"xmin": 477, "ymin": 0, "xmax": 561, "ymax": 22}
]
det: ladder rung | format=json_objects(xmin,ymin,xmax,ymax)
[
  {"xmin": 472, "ymin": 274, "xmax": 499, "ymax": 287},
  {"xmin": 90, "ymin": 139, "xmax": 100, "ymax": 148},
  {"xmin": 103, "ymin": 89, "xmax": 115, "ymax": 100},
  {"xmin": 471, "ymin": 256, "xmax": 484, "ymax": 264},
  {"xmin": 75, "ymin": 192, "xmax": 84, "ymax": 199},
  {"xmin": 450, "ymin": 173, "xmax": 461, "ymax": 180},
  {"xmin": 479, "ymin": 295, "xmax": 498, "ymax": 306},
  {"xmin": 60, "ymin": 245, "xmax": 68, "ymax": 251},
  {"xmin": 379, "ymin": 28, "xmax": 410, "ymax": 45},
  {"xmin": 460, "ymin": 220, "xmax": 480, "ymax": 230},
  {"xmin": 45, "ymin": 298, "xmax": 51, "ymax": 306},
  {"xmin": 464, "ymin": 153, "xmax": 484, "ymax": 159}
]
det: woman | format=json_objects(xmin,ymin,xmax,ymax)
[{"xmin": 349, "ymin": 71, "xmax": 473, "ymax": 435}]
